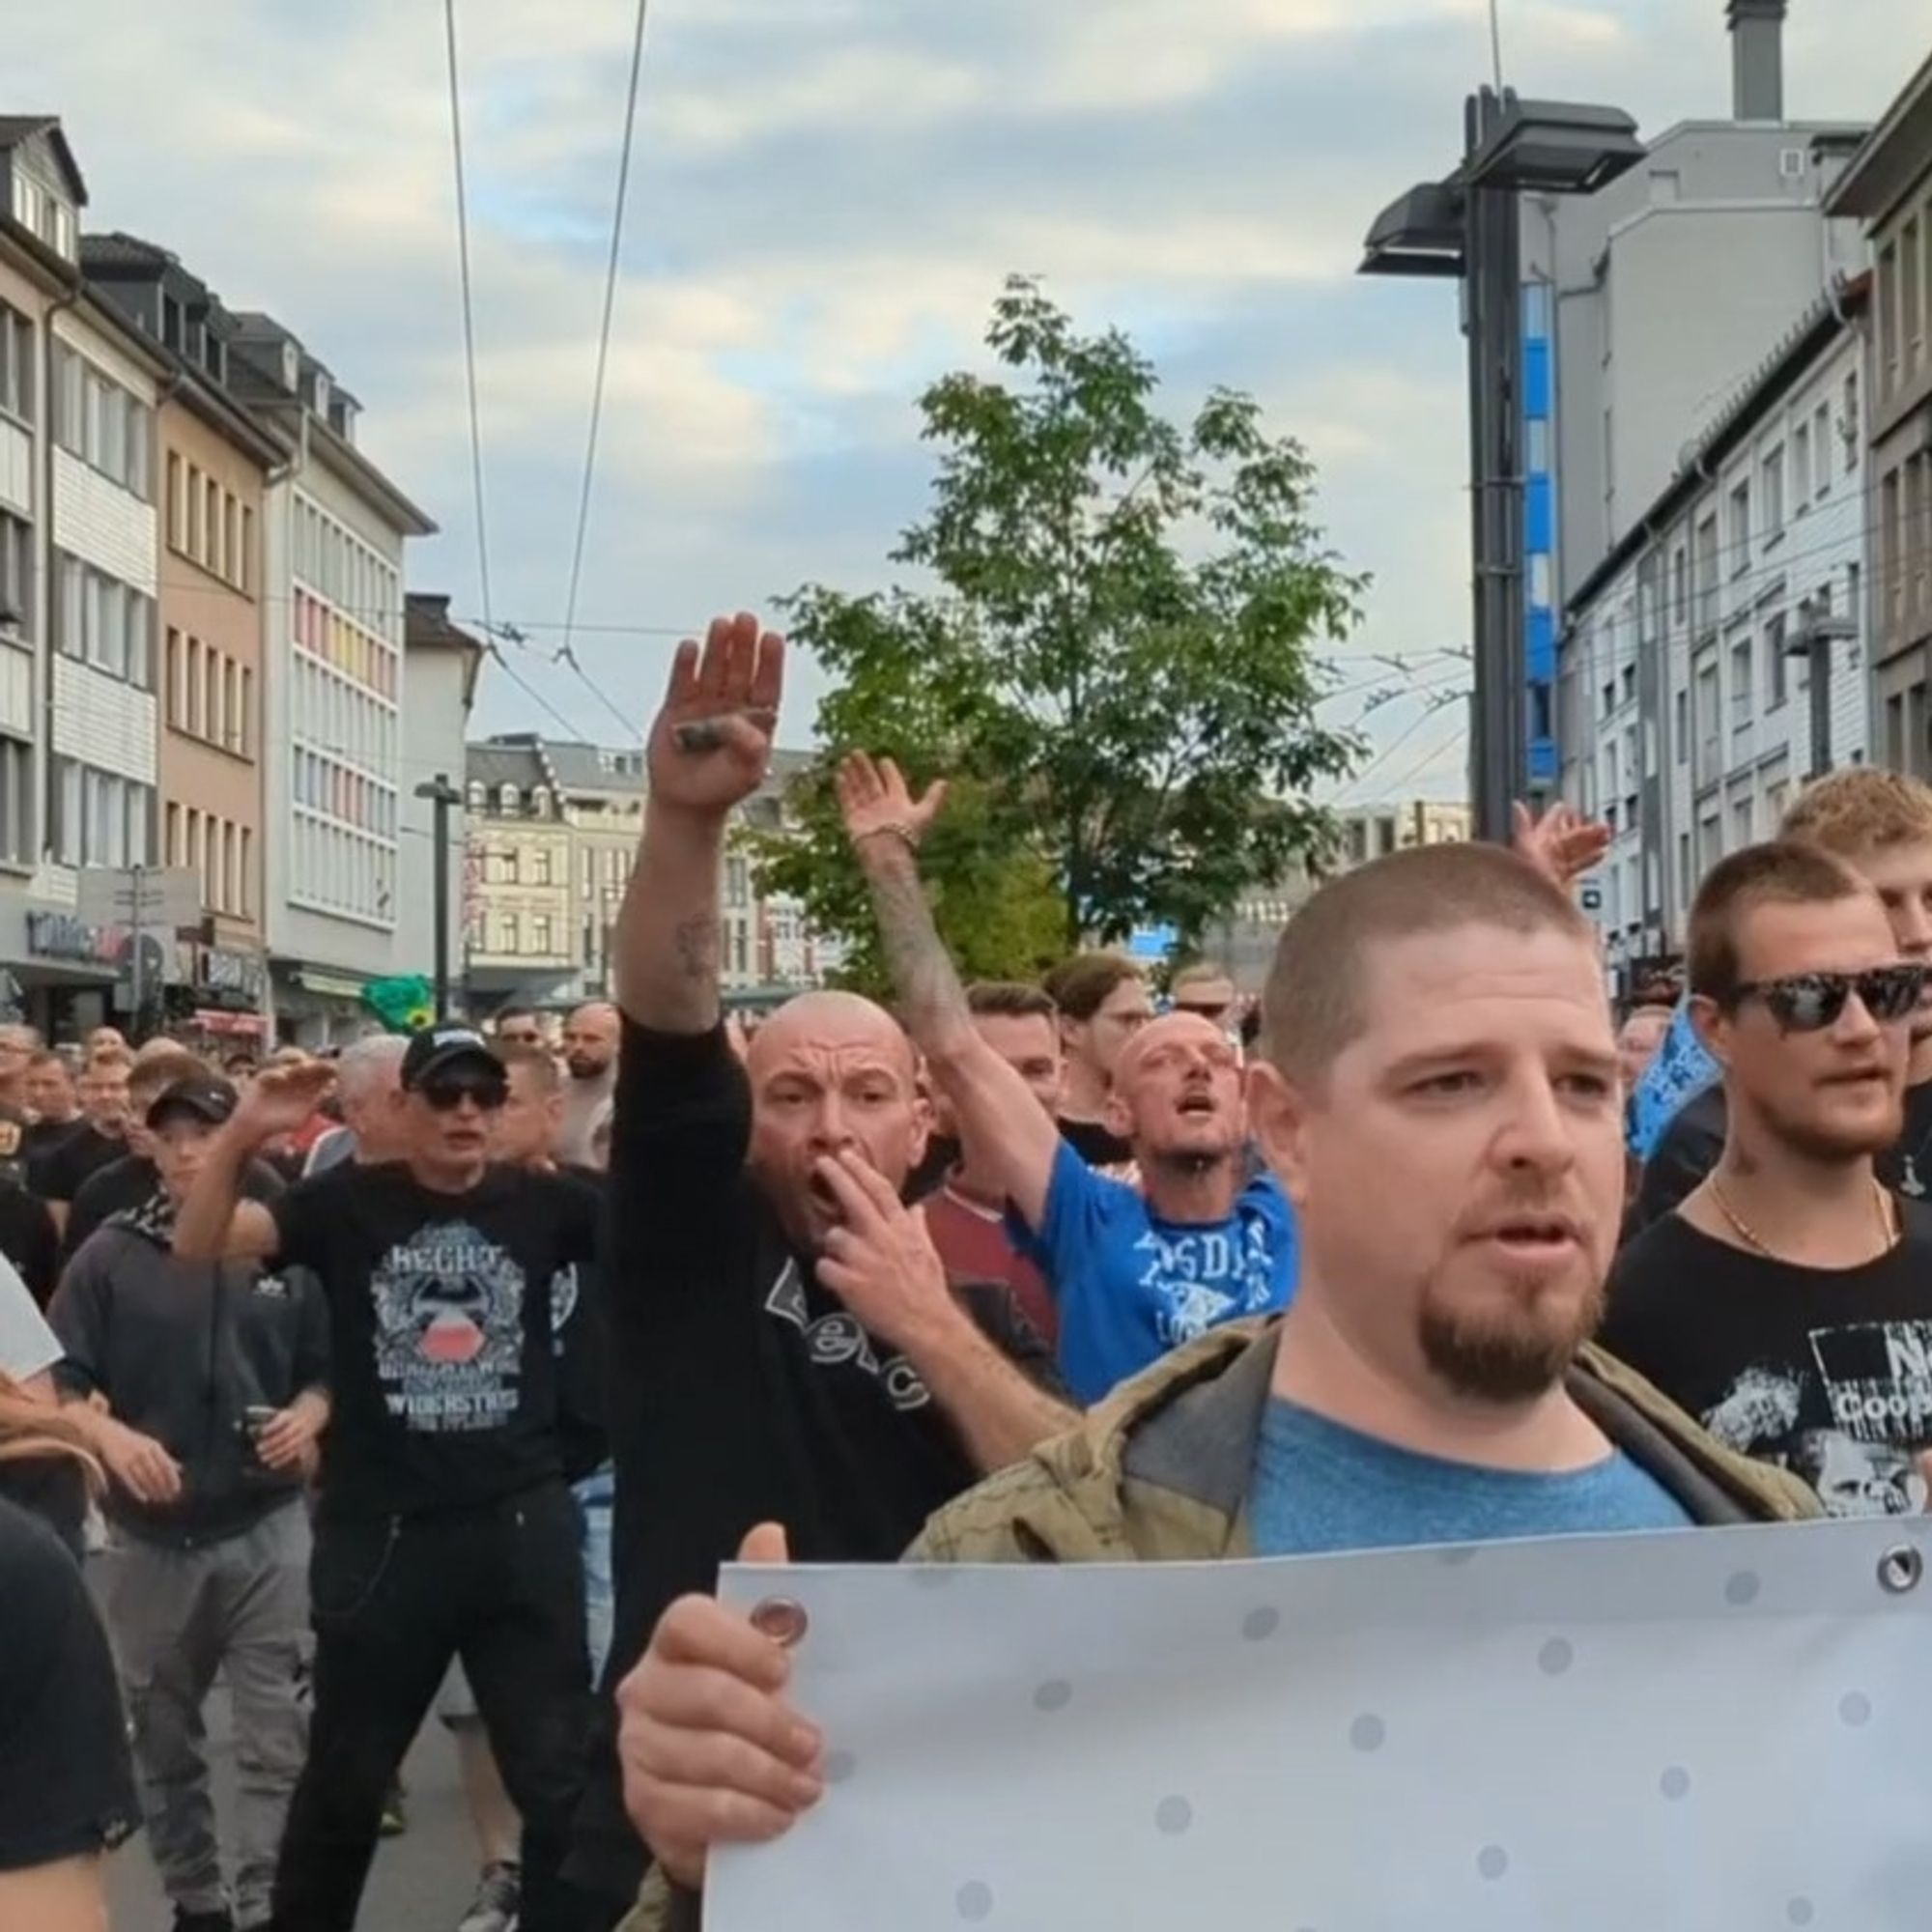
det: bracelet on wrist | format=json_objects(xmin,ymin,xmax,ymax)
[{"xmin": 856, "ymin": 823, "xmax": 919, "ymax": 855}]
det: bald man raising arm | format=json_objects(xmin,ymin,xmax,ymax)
[
  {"xmin": 839, "ymin": 753, "xmax": 1299, "ymax": 1405},
  {"xmin": 565, "ymin": 617, "xmax": 1071, "ymax": 1920}
]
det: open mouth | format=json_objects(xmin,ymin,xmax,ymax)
[
  {"xmin": 1483, "ymin": 1217, "xmax": 1578, "ymax": 1253},
  {"xmin": 1179, "ymin": 1094, "xmax": 1217, "ymax": 1118},
  {"xmin": 807, "ymin": 1170, "xmax": 844, "ymax": 1220}
]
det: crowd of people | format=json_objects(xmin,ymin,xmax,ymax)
[{"xmin": 5, "ymin": 608, "xmax": 1932, "ymax": 1930}]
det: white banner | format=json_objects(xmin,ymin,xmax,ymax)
[{"xmin": 711, "ymin": 1517, "xmax": 1932, "ymax": 1930}]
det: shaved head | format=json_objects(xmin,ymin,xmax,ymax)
[
  {"xmin": 743, "ymin": 990, "xmax": 924, "ymax": 1251},
  {"xmin": 1113, "ymin": 1011, "xmax": 1228, "ymax": 1088},
  {"xmin": 746, "ymin": 991, "xmax": 915, "ymax": 1079}
]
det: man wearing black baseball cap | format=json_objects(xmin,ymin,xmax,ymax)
[
  {"xmin": 173, "ymin": 1030, "xmax": 600, "ymax": 1932},
  {"xmin": 49, "ymin": 1071, "xmax": 328, "ymax": 1932}
]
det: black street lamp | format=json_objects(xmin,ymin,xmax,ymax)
[{"xmin": 1360, "ymin": 88, "xmax": 1642, "ymax": 842}]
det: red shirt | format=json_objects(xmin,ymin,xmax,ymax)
[{"xmin": 921, "ymin": 1179, "xmax": 1057, "ymax": 1348}]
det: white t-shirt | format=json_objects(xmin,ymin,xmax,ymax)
[{"xmin": 0, "ymin": 1249, "xmax": 60, "ymax": 1382}]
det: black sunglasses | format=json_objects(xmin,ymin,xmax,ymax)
[
  {"xmin": 415, "ymin": 1070, "xmax": 509, "ymax": 1112},
  {"xmin": 1731, "ymin": 965, "xmax": 1930, "ymax": 1033}
]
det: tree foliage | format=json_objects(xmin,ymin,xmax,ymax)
[{"xmin": 756, "ymin": 276, "xmax": 1368, "ymax": 960}]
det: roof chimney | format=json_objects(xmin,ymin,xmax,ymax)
[{"xmin": 1727, "ymin": 0, "xmax": 1786, "ymax": 122}]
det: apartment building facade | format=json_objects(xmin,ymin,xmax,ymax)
[
  {"xmin": 225, "ymin": 314, "xmax": 435, "ymax": 1044},
  {"xmin": 82, "ymin": 232, "xmax": 285, "ymax": 1037},
  {"xmin": 0, "ymin": 118, "xmax": 180, "ymax": 1037},
  {"xmin": 464, "ymin": 733, "xmax": 835, "ymax": 1010},
  {"xmin": 1558, "ymin": 286, "xmax": 1872, "ymax": 990},
  {"xmin": 1828, "ymin": 51, "xmax": 1932, "ymax": 772}
]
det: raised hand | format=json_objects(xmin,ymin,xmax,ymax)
[
  {"xmin": 646, "ymin": 613, "xmax": 785, "ymax": 817},
  {"xmin": 233, "ymin": 1060, "xmax": 334, "ymax": 1145},
  {"xmin": 835, "ymin": 752, "xmax": 949, "ymax": 859},
  {"xmin": 1512, "ymin": 799, "xmax": 1611, "ymax": 891}
]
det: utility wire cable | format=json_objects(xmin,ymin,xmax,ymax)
[
  {"xmin": 554, "ymin": 0, "xmax": 653, "ymax": 733},
  {"xmin": 442, "ymin": 0, "xmax": 496, "ymax": 641}
]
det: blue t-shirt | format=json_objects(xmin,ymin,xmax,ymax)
[
  {"xmin": 1249, "ymin": 1397, "xmax": 1693, "ymax": 1557},
  {"xmin": 1023, "ymin": 1141, "xmax": 1297, "ymax": 1405}
]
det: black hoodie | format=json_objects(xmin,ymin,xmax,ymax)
[{"xmin": 47, "ymin": 1194, "xmax": 329, "ymax": 1548}]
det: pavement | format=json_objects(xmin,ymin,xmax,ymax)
[{"xmin": 106, "ymin": 1690, "xmax": 483, "ymax": 1932}]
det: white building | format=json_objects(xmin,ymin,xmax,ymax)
[
  {"xmin": 1558, "ymin": 279, "xmax": 1872, "ymax": 992},
  {"xmin": 0, "ymin": 116, "xmax": 175, "ymax": 1037},
  {"xmin": 225, "ymin": 316, "xmax": 435, "ymax": 1044}
]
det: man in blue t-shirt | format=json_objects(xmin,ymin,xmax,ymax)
[{"xmin": 838, "ymin": 753, "xmax": 1296, "ymax": 1404}]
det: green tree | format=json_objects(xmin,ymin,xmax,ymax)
[{"xmin": 758, "ymin": 275, "xmax": 1367, "ymax": 956}]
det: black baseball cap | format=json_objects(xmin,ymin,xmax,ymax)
[
  {"xmin": 148, "ymin": 1075, "xmax": 240, "ymax": 1131},
  {"xmin": 400, "ymin": 1025, "xmax": 502, "ymax": 1091}
]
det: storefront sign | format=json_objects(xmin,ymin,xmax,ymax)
[
  {"xmin": 25, "ymin": 911, "xmax": 124, "ymax": 968},
  {"xmin": 195, "ymin": 946, "xmax": 266, "ymax": 1009}
]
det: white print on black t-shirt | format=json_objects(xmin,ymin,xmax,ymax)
[
  {"xmin": 369, "ymin": 1220, "xmax": 527, "ymax": 1434},
  {"xmin": 764, "ymin": 1260, "xmax": 933, "ymax": 1413},
  {"xmin": 1702, "ymin": 1319, "xmax": 1932, "ymax": 1519},
  {"xmin": 1136, "ymin": 1219, "xmax": 1278, "ymax": 1351},
  {"xmin": 550, "ymin": 1263, "xmax": 581, "ymax": 1353}
]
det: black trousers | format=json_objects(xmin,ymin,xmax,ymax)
[{"xmin": 270, "ymin": 1482, "xmax": 590, "ymax": 1932}]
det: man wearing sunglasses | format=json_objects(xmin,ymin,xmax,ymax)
[
  {"xmin": 1634, "ymin": 767, "xmax": 1932, "ymax": 1225},
  {"xmin": 1603, "ymin": 841, "xmax": 1932, "ymax": 1518},
  {"xmin": 172, "ymin": 1028, "xmax": 601, "ymax": 1932}
]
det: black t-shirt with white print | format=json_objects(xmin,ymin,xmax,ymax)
[
  {"xmin": 273, "ymin": 1160, "xmax": 599, "ymax": 1522},
  {"xmin": 1603, "ymin": 1197, "xmax": 1932, "ymax": 1518}
]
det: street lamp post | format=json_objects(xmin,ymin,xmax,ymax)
[
  {"xmin": 1786, "ymin": 600, "xmax": 1860, "ymax": 781},
  {"xmin": 414, "ymin": 773, "xmax": 465, "ymax": 1020},
  {"xmin": 1361, "ymin": 89, "xmax": 1642, "ymax": 842}
]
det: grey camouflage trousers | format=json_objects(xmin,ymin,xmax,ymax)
[{"xmin": 99, "ymin": 1499, "xmax": 311, "ymax": 1930}]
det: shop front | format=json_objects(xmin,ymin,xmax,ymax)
[
  {"xmin": 268, "ymin": 960, "xmax": 375, "ymax": 1049},
  {"xmin": 13, "ymin": 908, "xmax": 131, "ymax": 1043},
  {"xmin": 170, "ymin": 942, "xmax": 270, "ymax": 1058}
]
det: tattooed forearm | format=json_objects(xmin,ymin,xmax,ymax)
[
  {"xmin": 864, "ymin": 845, "xmax": 973, "ymax": 1051},
  {"xmin": 672, "ymin": 917, "xmax": 720, "ymax": 981},
  {"xmin": 614, "ymin": 809, "xmax": 726, "ymax": 1033}
]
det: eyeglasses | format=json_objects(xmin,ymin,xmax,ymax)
[
  {"xmin": 416, "ymin": 1072, "xmax": 509, "ymax": 1113},
  {"xmin": 1731, "ymin": 965, "xmax": 1930, "ymax": 1033}
]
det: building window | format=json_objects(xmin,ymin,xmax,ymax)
[
  {"xmin": 531, "ymin": 786, "xmax": 552, "ymax": 819},
  {"xmin": 1904, "ymin": 217, "xmax": 1923, "ymax": 384},
  {"xmin": 497, "ymin": 783, "xmax": 518, "ymax": 816},
  {"xmin": 1843, "ymin": 370, "xmax": 1860, "ymax": 471},
  {"xmin": 1729, "ymin": 637, "xmax": 1754, "ymax": 719},
  {"xmin": 528, "ymin": 846, "xmax": 551, "ymax": 887},
  {"xmin": 203, "ymin": 476, "xmax": 220, "ymax": 575},
  {"xmin": 1761, "ymin": 446, "xmax": 1784, "ymax": 543},
  {"xmin": 1792, "ymin": 422, "xmax": 1810, "ymax": 516},
  {"xmin": 52, "ymin": 346, "xmax": 151, "ymax": 498},
  {"xmin": 0, "ymin": 512, "xmax": 30, "ymax": 644},
  {"xmin": 53, "ymin": 552, "xmax": 153, "ymax": 688},
  {"xmin": 239, "ymin": 665, "xmax": 253, "ymax": 756},
  {"xmin": 531, "ymin": 915, "xmax": 553, "ymax": 956},
  {"xmin": 1813, "ymin": 403, "xmax": 1832, "ymax": 497},
  {"xmin": 239, "ymin": 505, "xmax": 253, "ymax": 594},
  {"xmin": 500, "ymin": 913, "xmax": 521, "ymax": 955},
  {"xmin": 1766, "ymin": 612, "xmax": 1788, "ymax": 710},
  {"xmin": 0, "ymin": 302, "xmax": 33, "ymax": 426},
  {"xmin": 468, "ymin": 781, "xmax": 486, "ymax": 812},
  {"xmin": 1727, "ymin": 481, "xmax": 1750, "ymax": 576},
  {"xmin": 0, "ymin": 735, "xmax": 30, "ymax": 867},
  {"xmin": 1694, "ymin": 516, "xmax": 1719, "ymax": 632},
  {"xmin": 48, "ymin": 757, "xmax": 154, "ymax": 869},
  {"xmin": 1674, "ymin": 687, "xmax": 1688, "ymax": 761}
]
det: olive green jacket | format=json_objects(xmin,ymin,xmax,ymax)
[{"xmin": 625, "ymin": 1320, "xmax": 1818, "ymax": 1929}]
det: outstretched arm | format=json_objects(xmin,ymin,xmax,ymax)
[
  {"xmin": 615, "ymin": 614, "xmax": 784, "ymax": 1036},
  {"xmin": 173, "ymin": 1064, "xmax": 328, "ymax": 1263},
  {"xmin": 838, "ymin": 753, "xmax": 1063, "ymax": 1229}
]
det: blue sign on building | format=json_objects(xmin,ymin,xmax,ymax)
[{"xmin": 1523, "ymin": 279, "xmax": 1558, "ymax": 788}]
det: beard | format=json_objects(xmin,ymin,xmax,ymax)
[{"xmin": 1417, "ymin": 1267, "xmax": 1606, "ymax": 1404}]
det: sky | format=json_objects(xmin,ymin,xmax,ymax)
[{"xmin": 12, "ymin": 0, "xmax": 1930, "ymax": 805}]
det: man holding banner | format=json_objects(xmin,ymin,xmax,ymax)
[{"xmin": 612, "ymin": 835, "xmax": 1816, "ymax": 1928}]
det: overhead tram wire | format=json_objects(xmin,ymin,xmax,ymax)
[
  {"xmin": 553, "ymin": 0, "xmax": 653, "ymax": 743},
  {"xmin": 442, "ymin": 0, "xmax": 497, "ymax": 647}
]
